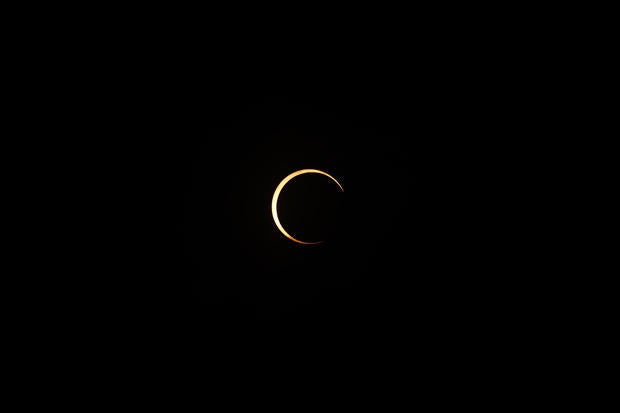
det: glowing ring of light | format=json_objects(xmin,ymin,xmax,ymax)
[{"xmin": 271, "ymin": 169, "xmax": 344, "ymax": 245}]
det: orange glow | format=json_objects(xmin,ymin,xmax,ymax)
[{"xmin": 271, "ymin": 169, "xmax": 344, "ymax": 245}]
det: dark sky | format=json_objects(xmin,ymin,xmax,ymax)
[
  {"xmin": 80, "ymin": 47, "xmax": 537, "ymax": 366},
  {"xmin": 145, "ymin": 65, "xmax": 523, "ymax": 338},
  {"xmin": 23, "ymin": 13, "xmax": 564, "ymax": 397}
]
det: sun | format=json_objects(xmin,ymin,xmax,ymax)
[{"xmin": 271, "ymin": 169, "xmax": 344, "ymax": 244}]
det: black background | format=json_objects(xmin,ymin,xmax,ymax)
[
  {"xmin": 12, "ymin": 8, "xmax": 583, "ymax": 403},
  {"xmin": 53, "ymin": 32, "xmax": 544, "ymax": 379},
  {"xmin": 121, "ymin": 58, "xmax": 529, "ymax": 347}
]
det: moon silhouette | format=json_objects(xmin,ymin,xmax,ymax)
[{"xmin": 271, "ymin": 169, "xmax": 344, "ymax": 245}]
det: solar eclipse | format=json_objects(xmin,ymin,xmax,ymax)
[{"xmin": 271, "ymin": 169, "xmax": 344, "ymax": 245}]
